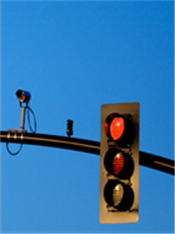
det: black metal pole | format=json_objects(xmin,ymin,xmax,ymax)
[{"xmin": 0, "ymin": 131, "xmax": 174, "ymax": 175}]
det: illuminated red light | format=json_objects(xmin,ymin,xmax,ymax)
[
  {"xmin": 104, "ymin": 113, "xmax": 134, "ymax": 146},
  {"xmin": 113, "ymin": 153, "xmax": 124, "ymax": 175},
  {"xmin": 110, "ymin": 117, "xmax": 125, "ymax": 141}
]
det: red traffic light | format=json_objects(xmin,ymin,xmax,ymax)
[
  {"xmin": 104, "ymin": 148, "xmax": 134, "ymax": 179},
  {"xmin": 100, "ymin": 103, "xmax": 139, "ymax": 223},
  {"xmin": 109, "ymin": 117, "xmax": 125, "ymax": 141},
  {"xmin": 104, "ymin": 113, "xmax": 135, "ymax": 147}
]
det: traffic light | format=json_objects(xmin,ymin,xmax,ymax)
[
  {"xmin": 66, "ymin": 120, "xmax": 73, "ymax": 137},
  {"xmin": 99, "ymin": 102, "xmax": 139, "ymax": 224}
]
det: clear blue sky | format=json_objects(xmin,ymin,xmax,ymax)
[{"xmin": 1, "ymin": 1, "xmax": 174, "ymax": 233}]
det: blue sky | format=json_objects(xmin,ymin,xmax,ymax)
[{"xmin": 1, "ymin": 1, "xmax": 174, "ymax": 233}]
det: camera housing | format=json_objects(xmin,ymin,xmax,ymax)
[{"xmin": 16, "ymin": 89, "xmax": 31, "ymax": 105}]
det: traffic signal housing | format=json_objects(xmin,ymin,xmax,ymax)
[{"xmin": 99, "ymin": 102, "xmax": 139, "ymax": 224}]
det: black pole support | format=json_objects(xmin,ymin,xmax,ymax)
[{"xmin": 0, "ymin": 131, "xmax": 174, "ymax": 176}]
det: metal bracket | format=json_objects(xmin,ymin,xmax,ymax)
[{"xmin": 6, "ymin": 129, "xmax": 26, "ymax": 155}]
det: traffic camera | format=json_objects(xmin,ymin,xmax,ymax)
[{"xmin": 16, "ymin": 89, "xmax": 31, "ymax": 106}]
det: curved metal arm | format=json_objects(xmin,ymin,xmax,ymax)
[{"xmin": 0, "ymin": 131, "xmax": 174, "ymax": 175}]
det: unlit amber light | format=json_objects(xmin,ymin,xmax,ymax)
[{"xmin": 112, "ymin": 153, "xmax": 124, "ymax": 175}]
